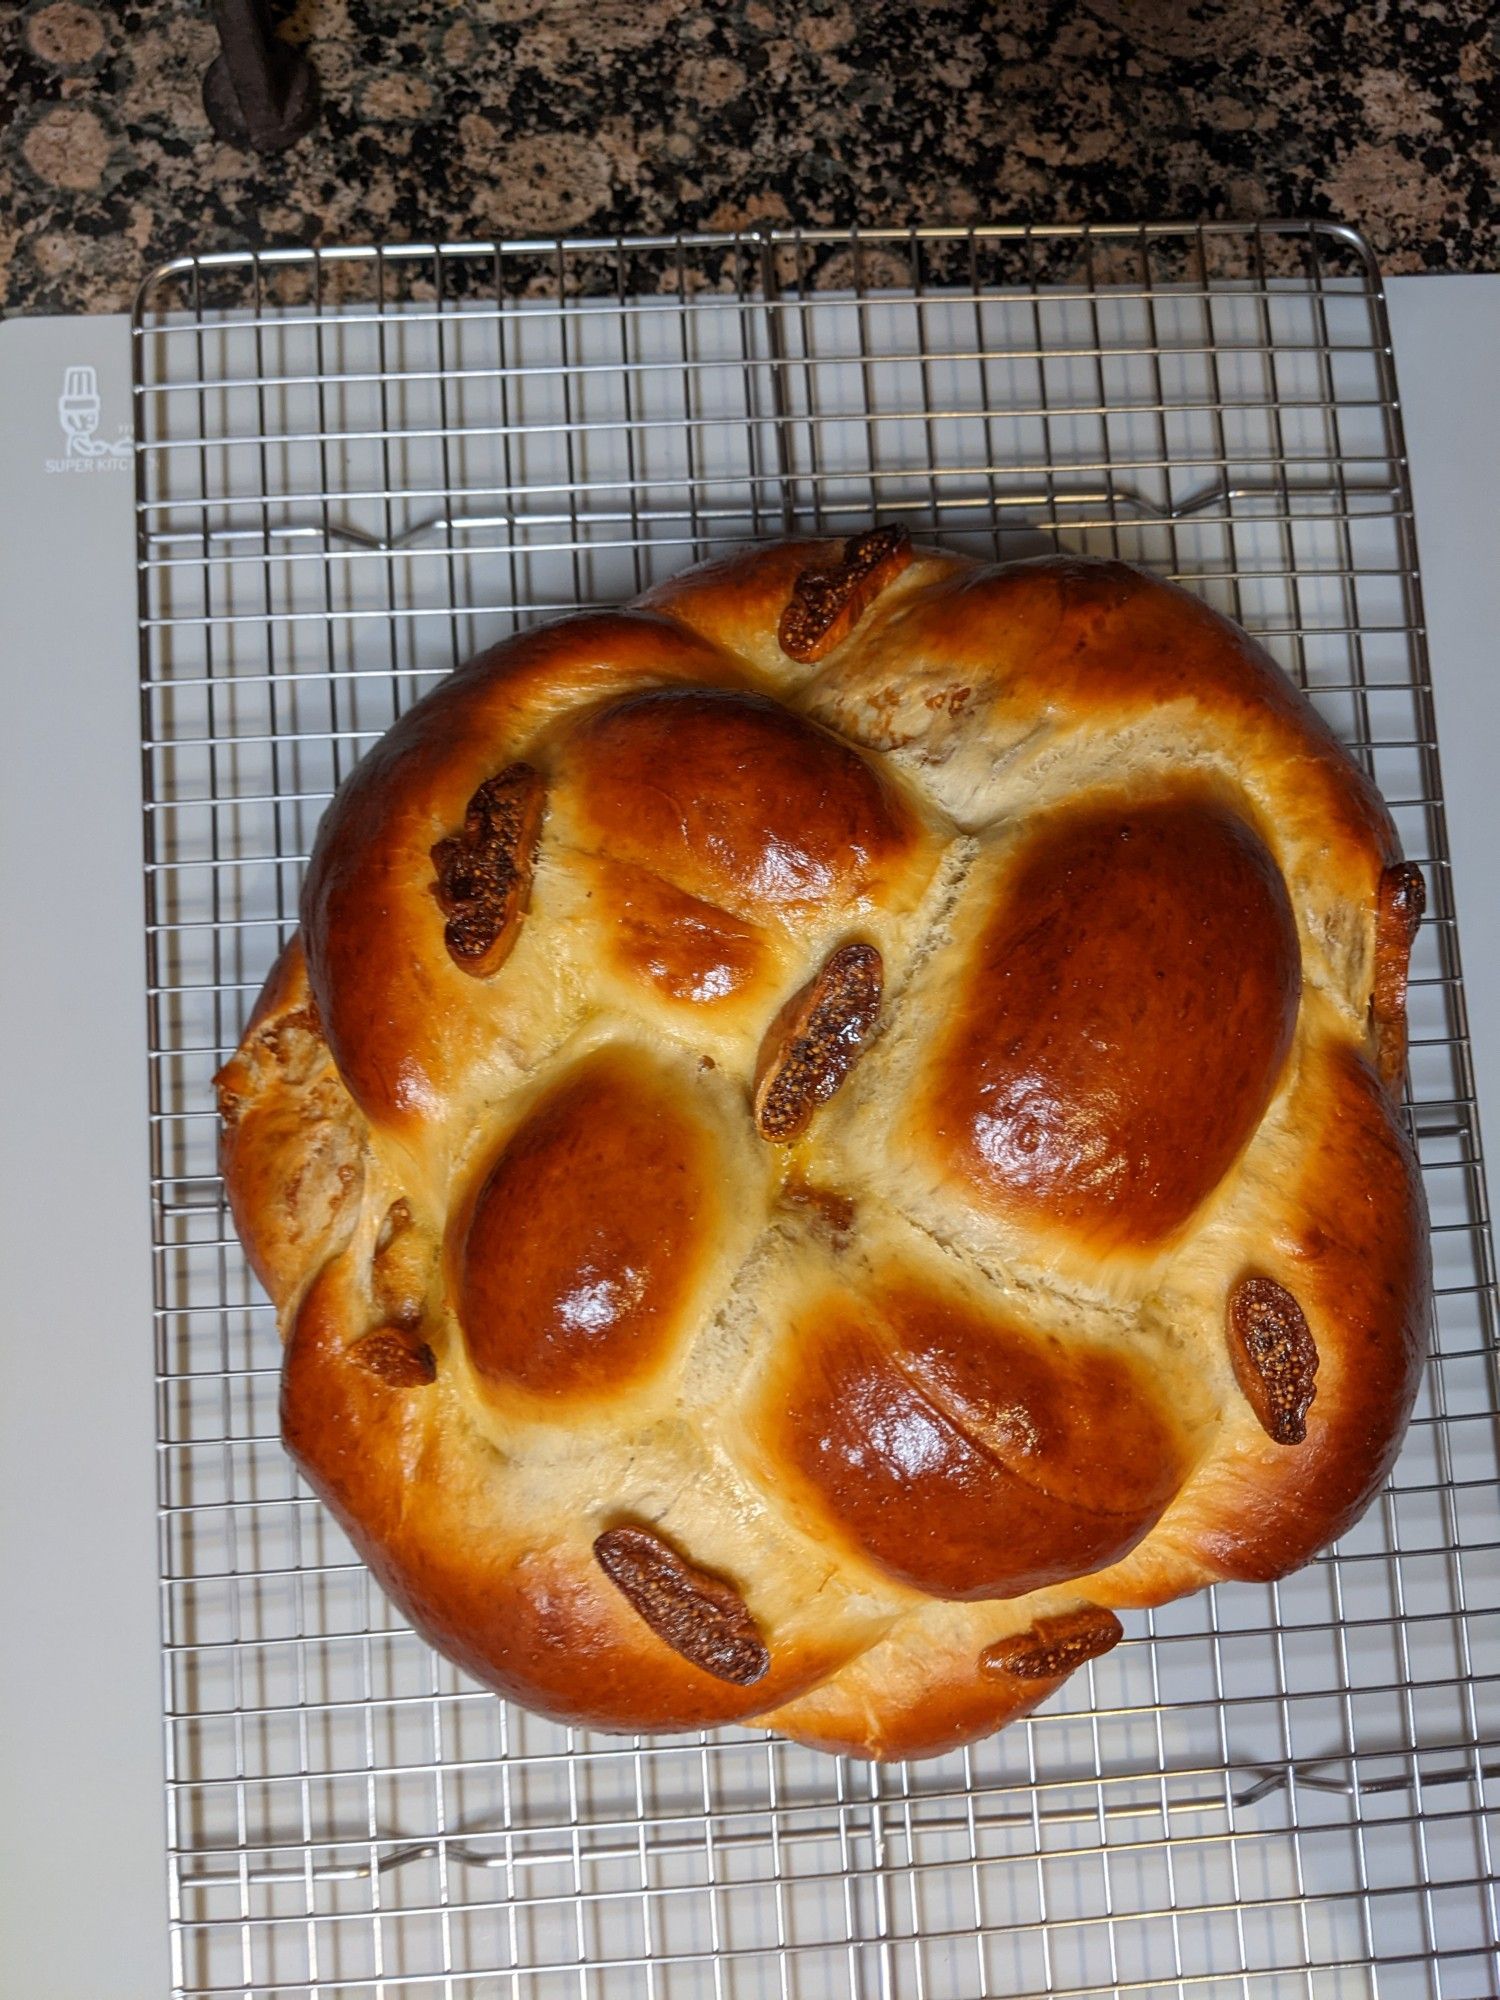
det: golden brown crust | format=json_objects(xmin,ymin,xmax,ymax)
[
  {"xmin": 588, "ymin": 857, "xmax": 768, "ymax": 1007},
  {"xmin": 762, "ymin": 1603, "xmax": 1081, "ymax": 1761},
  {"xmin": 812, "ymin": 555, "xmax": 1397, "ymax": 865},
  {"xmin": 922, "ymin": 791, "xmax": 1300, "ymax": 1250},
  {"xmin": 1178, "ymin": 1043, "xmax": 1427, "ymax": 1584},
  {"xmin": 754, "ymin": 1278, "xmax": 1190, "ymax": 1601},
  {"xmin": 214, "ymin": 937, "xmax": 364, "ymax": 1304},
  {"xmin": 1082, "ymin": 1040, "xmax": 1428, "ymax": 1604},
  {"xmin": 221, "ymin": 541, "xmax": 1430, "ymax": 1761},
  {"xmin": 559, "ymin": 685, "xmax": 923, "ymax": 915},
  {"xmin": 282, "ymin": 1258, "xmax": 876, "ymax": 1733},
  {"xmin": 453, "ymin": 1048, "xmax": 720, "ymax": 1403},
  {"xmin": 299, "ymin": 612, "xmax": 747, "ymax": 1141}
]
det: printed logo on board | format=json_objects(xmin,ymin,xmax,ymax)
[{"xmin": 47, "ymin": 364, "xmax": 133, "ymax": 473}]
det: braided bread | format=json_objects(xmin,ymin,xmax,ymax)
[{"xmin": 217, "ymin": 535, "xmax": 1430, "ymax": 1760}]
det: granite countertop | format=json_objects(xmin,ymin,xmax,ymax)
[{"xmin": 3, "ymin": 0, "xmax": 1496, "ymax": 316}]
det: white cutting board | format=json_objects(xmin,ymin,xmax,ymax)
[
  {"xmin": 0, "ymin": 315, "xmax": 163, "ymax": 1999},
  {"xmin": 1383, "ymin": 278, "xmax": 1500, "ymax": 1159},
  {"xmin": 1, "ymin": 275, "xmax": 1497, "ymax": 1999}
]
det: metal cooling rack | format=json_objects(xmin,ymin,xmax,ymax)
[{"xmin": 134, "ymin": 221, "xmax": 1500, "ymax": 2000}]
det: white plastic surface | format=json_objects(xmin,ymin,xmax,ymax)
[
  {"xmin": 1385, "ymin": 275, "xmax": 1500, "ymax": 1175},
  {"xmin": 0, "ymin": 314, "xmax": 168, "ymax": 1999}
]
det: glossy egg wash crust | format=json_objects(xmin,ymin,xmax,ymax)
[{"xmin": 216, "ymin": 534, "xmax": 1431, "ymax": 1762}]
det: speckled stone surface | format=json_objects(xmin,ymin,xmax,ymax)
[{"xmin": 4, "ymin": 0, "xmax": 1496, "ymax": 316}]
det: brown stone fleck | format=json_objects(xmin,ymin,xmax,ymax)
[
  {"xmin": 21, "ymin": 106, "xmax": 111, "ymax": 192},
  {"xmin": 677, "ymin": 56, "xmax": 747, "ymax": 106},
  {"xmin": 30, "ymin": 231, "xmax": 78, "ymax": 276},
  {"xmin": 442, "ymin": 19, "xmax": 477, "ymax": 63},
  {"xmin": 471, "ymin": 132, "xmax": 614, "ymax": 235},
  {"xmin": 816, "ymin": 246, "xmax": 915, "ymax": 294},
  {"xmin": 26, "ymin": 2, "xmax": 104, "ymax": 67},
  {"xmin": 1080, "ymin": 0, "xmax": 1266, "ymax": 60},
  {"xmin": 361, "ymin": 74, "xmax": 436, "ymax": 123}
]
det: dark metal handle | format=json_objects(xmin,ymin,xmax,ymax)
[{"xmin": 202, "ymin": 0, "xmax": 320, "ymax": 152}]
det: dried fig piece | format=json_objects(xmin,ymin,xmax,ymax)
[
  {"xmin": 777, "ymin": 525, "xmax": 913, "ymax": 663},
  {"xmin": 1371, "ymin": 861, "xmax": 1425, "ymax": 1085},
  {"xmin": 594, "ymin": 1525, "xmax": 769, "ymax": 1686},
  {"xmin": 372, "ymin": 1198, "xmax": 432, "ymax": 1328},
  {"xmin": 430, "ymin": 763, "xmax": 545, "ymax": 976},
  {"xmin": 1228, "ymin": 1275, "xmax": 1319, "ymax": 1445},
  {"xmin": 349, "ymin": 1325, "xmax": 437, "ymax": 1387},
  {"xmin": 753, "ymin": 942, "xmax": 883, "ymax": 1143},
  {"xmin": 980, "ymin": 1606, "xmax": 1123, "ymax": 1681}
]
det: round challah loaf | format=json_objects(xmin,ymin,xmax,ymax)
[{"xmin": 217, "ymin": 534, "xmax": 1430, "ymax": 1760}]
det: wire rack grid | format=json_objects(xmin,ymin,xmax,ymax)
[{"xmin": 133, "ymin": 219, "xmax": 1500, "ymax": 2000}]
